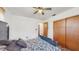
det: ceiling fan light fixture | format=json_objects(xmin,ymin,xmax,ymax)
[
  {"xmin": 38, "ymin": 9, "xmax": 43, "ymax": 13},
  {"xmin": 33, "ymin": 7, "xmax": 52, "ymax": 15}
]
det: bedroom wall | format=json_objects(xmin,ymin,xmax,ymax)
[
  {"xmin": 39, "ymin": 23, "xmax": 44, "ymax": 35},
  {"xmin": 4, "ymin": 13, "xmax": 42, "ymax": 40},
  {"xmin": 44, "ymin": 7, "xmax": 79, "ymax": 40}
]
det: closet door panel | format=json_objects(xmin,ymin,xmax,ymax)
[
  {"xmin": 66, "ymin": 16, "xmax": 79, "ymax": 50},
  {"xmin": 54, "ymin": 20, "xmax": 65, "ymax": 47}
]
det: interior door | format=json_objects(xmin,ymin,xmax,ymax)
[
  {"xmin": 66, "ymin": 16, "xmax": 79, "ymax": 51},
  {"xmin": 43, "ymin": 22, "xmax": 48, "ymax": 37},
  {"xmin": 53, "ymin": 19, "xmax": 66, "ymax": 48}
]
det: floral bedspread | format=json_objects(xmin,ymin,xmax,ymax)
[{"xmin": 21, "ymin": 37, "xmax": 61, "ymax": 51}]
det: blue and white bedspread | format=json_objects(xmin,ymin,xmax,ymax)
[{"xmin": 21, "ymin": 37, "xmax": 61, "ymax": 51}]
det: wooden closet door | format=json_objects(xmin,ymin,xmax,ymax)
[
  {"xmin": 53, "ymin": 20, "xmax": 66, "ymax": 48},
  {"xmin": 66, "ymin": 16, "xmax": 79, "ymax": 51},
  {"xmin": 43, "ymin": 22, "xmax": 48, "ymax": 37}
]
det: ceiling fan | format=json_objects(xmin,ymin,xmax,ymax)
[{"xmin": 33, "ymin": 7, "xmax": 52, "ymax": 15}]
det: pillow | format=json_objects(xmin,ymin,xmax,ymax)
[
  {"xmin": 16, "ymin": 38, "xmax": 27, "ymax": 48},
  {"xmin": 6, "ymin": 40, "xmax": 21, "ymax": 51},
  {"xmin": 39, "ymin": 35, "xmax": 57, "ymax": 46}
]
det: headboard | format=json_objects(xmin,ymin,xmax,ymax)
[{"xmin": 0, "ymin": 21, "xmax": 9, "ymax": 40}]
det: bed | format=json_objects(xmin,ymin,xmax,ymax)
[
  {"xmin": 21, "ymin": 37, "xmax": 61, "ymax": 51},
  {"xmin": 0, "ymin": 37, "xmax": 61, "ymax": 51}
]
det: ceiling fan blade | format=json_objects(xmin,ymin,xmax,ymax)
[
  {"xmin": 33, "ymin": 10, "xmax": 38, "ymax": 14},
  {"xmin": 33, "ymin": 7, "xmax": 42, "ymax": 9},
  {"xmin": 33, "ymin": 7, "xmax": 37, "ymax": 8},
  {"xmin": 52, "ymin": 14, "xmax": 56, "ymax": 16},
  {"xmin": 45, "ymin": 8, "xmax": 52, "ymax": 10},
  {"xmin": 42, "ymin": 12, "xmax": 44, "ymax": 15}
]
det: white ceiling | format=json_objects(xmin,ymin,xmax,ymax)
[{"xmin": 5, "ymin": 7, "xmax": 73, "ymax": 20}]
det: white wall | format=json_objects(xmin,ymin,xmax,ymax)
[
  {"xmin": 45, "ymin": 7, "xmax": 79, "ymax": 40},
  {"xmin": 39, "ymin": 23, "xmax": 44, "ymax": 35},
  {"xmin": 4, "ymin": 13, "xmax": 42, "ymax": 40},
  {"xmin": 47, "ymin": 20, "xmax": 53, "ymax": 39}
]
